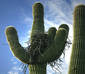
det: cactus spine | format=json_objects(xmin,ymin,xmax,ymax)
[
  {"xmin": 68, "ymin": 5, "xmax": 85, "ymax": 74},
  {"xmin": 5, "ymin": 3, "xmax": 69, "ymax": 74}
]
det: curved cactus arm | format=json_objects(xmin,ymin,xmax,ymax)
[
  {"xmin": 59, "ymin": 24, "xmax": 69, "ymax": 31},
  {"xmin": 38, "ymin": 28, "xmax": 68, "ymax": 63},
  {"xmin": 48, "ymin": 27, "xmax": 57, "ymax": 44},
  {"xmin": 5, "ymin": 26, "xmax": 29, "ymax": 64},
  {"xmin": 49, "ymin": 24, "xmax": 69, "ymax": 62},
  {"xmin": 31, "ymin": 3, "xmax": 44, "ymax": 38},
  {"xmin": 59, "ymin": 24, "xmax": 69, "ymax": 38},
  {"xmin": 49, "ymin": 28, "xmax": 67, "ymax": 61}
]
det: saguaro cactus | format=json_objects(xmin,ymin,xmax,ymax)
[
  {"xmin": 5, "ymin": 3, "xmax": 69, "ymax": 74},
  {"xmin": 68, "ymin": 5, "xmax": 85, "ymax": 74}
]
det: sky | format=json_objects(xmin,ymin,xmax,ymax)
[{"xmin": 0, "ymin": 0, "xmax": 85, "ymax": 74}]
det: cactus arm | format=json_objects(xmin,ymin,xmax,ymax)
[
  {"xmin": 48, "ymin": 27, "xmax": 57, "ymax": 44},
  {"xmin": 46, "ymin": 28, "xmax": 67, "ymax": 63},
  {"xmin": 59, "ymin": 24, "xmax": 69, "ymax": 36},
  {"xmin": 31, "ymin": 3, "xmax": 44, "ymax": 38},
  {"xmin": 5, "ymin": 26, "xmax": 29, "ymax": 63},
  {"xmin": 38, "ymin": 28, "xmax": 68, "ymax": 63}
]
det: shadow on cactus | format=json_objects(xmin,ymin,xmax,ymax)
[{"xmin": 5, "ymin": 2, "xmax": 69, "ymax": 74}]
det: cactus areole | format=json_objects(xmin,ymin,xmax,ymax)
[
  {"xmin": 68, "ymin": 5, "xmax": 85, "ymax": 74},
  {"xmin": 5, "ymin": 2, "xmax": 69, "ymax": 74}
]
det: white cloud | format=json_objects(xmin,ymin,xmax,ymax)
[
  {"xmin": 44, "ymin": 0, "xmax": 73, "ymax": 25},
  {"xmin": 24, "ymin": 17, "xmax": 33, "ymax": 25},
  {"xmin": 19, "ymin": 29, "xmax": 31, "ymax": 47},
  {"xmin": 44, "ymin": 18, "xmax": 59, "ymax": 31},
  {"xmin": 71, "ymin": 0, "xmax": 85, "ymax": 8},
  {"xmin": 10, "ymin": 57, "xmax": 18, "ymax": 65},
  {"xmin": 47, "ymin": 65, "xmax": 56, "ymax": 74},
  {"xmin": 8, "ymin": 57, "xmax": 23, "ymax": 74},
  {"xmin": 12, "ymin": 66, "xmax": 23, "ymax": 71},
  {"xmin": 8, "ymin": 71, "xmax": 18, "ymax": 74},
  {"xmin": 65, "ymin": 25, "xmax": 73, "ymax": 64},
  {"xmin": 8, "ymin": 66, "xmax": 23, "ymax": 74},
  {"xmin": 13, "ymin": 62, "xmax": 18, "ymax": 65}
]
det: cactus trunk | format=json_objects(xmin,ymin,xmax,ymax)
[
  {"xmin": 68, "ymin": 5, "xmax": 85, "ymax": 74},
  {"xmin": 29, "ymin": 64, "xmax": 46, "ymax": 74}
]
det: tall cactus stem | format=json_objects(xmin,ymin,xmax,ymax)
[{"xmin": 68, "ymin": 5, "xmax": 85, "ymax": 74}]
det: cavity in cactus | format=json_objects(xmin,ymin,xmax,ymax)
[
  {"xmin": 68, "ymin": 5, "xmax": 85, "ymax": 74},
  {"xmin": 5, "ymin": 2, "xmax": 69, "ymax": 74}
]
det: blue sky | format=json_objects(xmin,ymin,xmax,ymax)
[{"xmin": 0, "ymin": 0, "xmax": 85, "ymax": 74}]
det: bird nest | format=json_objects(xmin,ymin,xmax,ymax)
[{"xmin": 27, "ymin": 34, "xmax": 49, "ymax": 58}]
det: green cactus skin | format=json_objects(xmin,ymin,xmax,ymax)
[
  {"xmin": 29, "ymin": 64, "xmax": 46, "ymax": 74},
  {"xmin": 68, "ymin": 5, "xmax": 85, "ymax": 74},
  {"xmin": 31, "ymin": 3, "xmax": 44, "ymax": 37},
  {"xmin": 5, "ymin": 2, "xmax": 69, "ymax": 74},
  {"xmin": 5, "ymin": 27, "xmax": 29, "ymax": 63}
]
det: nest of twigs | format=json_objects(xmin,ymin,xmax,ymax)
[{"xmin": 27, "ymin": 34, "xmax": 49, "ymax": 60}]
